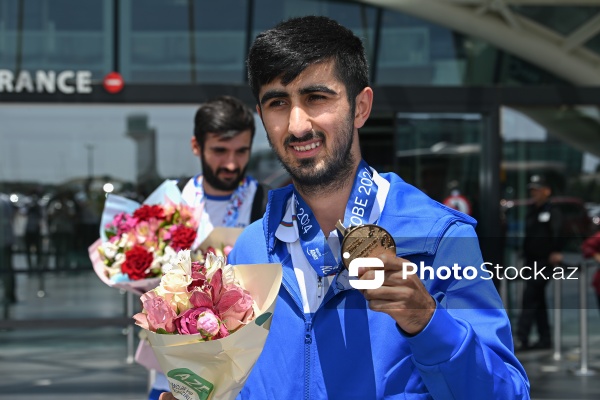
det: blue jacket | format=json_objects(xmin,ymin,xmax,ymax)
[{"xmin": 229, "ymin": 172, "xmax": 530, "ymax": 399}]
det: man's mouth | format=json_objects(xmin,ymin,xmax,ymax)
[
  {"xmin": 218, "ymin": 170, "xmax": 239, "ymax": 179},
  {"xmin": 293, "ymin": 141, "xmax": 321, "ymax": 152}
]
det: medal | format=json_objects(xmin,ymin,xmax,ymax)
[{"xmin": 336, "ymin": 220, "xmax": 396, "ymax": 269}]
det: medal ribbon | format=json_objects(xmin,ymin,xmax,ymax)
[{"xmin": 294, "ymin": 160, "xmax": 378, "ymax": 277}]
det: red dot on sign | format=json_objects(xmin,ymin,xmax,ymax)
[{"xmin": 103, "ymin": 72, "xmax": 124, "ymax": 94}]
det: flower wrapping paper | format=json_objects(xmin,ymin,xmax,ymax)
[{"xmin": 142, "ymin": 262, "xmax": 282, "ymax": 400}]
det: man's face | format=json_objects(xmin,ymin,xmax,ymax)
[
  {"xmin": 193, "ymin": 130, "xmax": 252, "ymax": 192},
  {"xmin": 256, "ymin": 61, "xmax": 356, "ymax": 189},
  {"xmin": 529, "ymin": 186, "xmax": 550, "ymax": 205}
]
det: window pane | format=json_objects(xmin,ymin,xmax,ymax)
[
  {"xmin": 0, "ymin": 0, "xmax": 111, "ymax": 77},
  {"xmin": 252, "ymin": 0, "xmax": 377, "ymax": 67},
  {"xmin": 122, "ymin": 0, "xmax": 248, "ymax": 83}
]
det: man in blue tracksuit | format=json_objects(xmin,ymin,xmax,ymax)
[{"xmin": 160, "ymin": 15, "xmax": 529, "ymax": 400}]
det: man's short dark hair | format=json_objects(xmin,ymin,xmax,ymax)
[
  {"xmin": 193, "ymin": 95, "xmax": 255, "ymax": 147},
  {"xmin": 247, "ymin": 16, "xmax": 369, "ymax": 107}
]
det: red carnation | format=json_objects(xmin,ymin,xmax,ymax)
[
  {"xmin": 170, "ymin": 225, "xmax": 197, "ymax": 251},
  {"xmin": 133, "ymin": 204, "xmax": 166, "ymax": 221},
  {"xmin": 122, "ymin": 245, "xmax": 154, "ymax": 280}
]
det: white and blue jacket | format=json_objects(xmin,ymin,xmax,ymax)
[{"xmin": 229, "ymin": 172, "xmax": 530, "ymax": 399}]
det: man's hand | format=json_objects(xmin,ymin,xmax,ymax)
[
  {"xmin": 357, "ymin": 253, "xmax": 435, "ymax": 335},
  {"xmin": 159, "ymin": 393, "xmax": 177, "ymax": 400}
]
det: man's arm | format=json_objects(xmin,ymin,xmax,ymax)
[{"xmin": 359, "ymin": 222, "xmax": 530, "ymax": 399}]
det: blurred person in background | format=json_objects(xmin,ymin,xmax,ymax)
[
  {"xmin": 23, "ymin": 188, "xmax": 44, "ymax": 271},
  {"xmin": 0, "ymin": 193, "xmax": 16, "ymax": 304},
  {"xmin": 582, "ymin": 231, "xmax": 600, "ymax": 313},
  {"xmin": 147, "ymin": 95, "xmax": 269, "ymax": 400},
  {"xmin": 46, "ymin": 191, "xmax": 77, "ymax": 270},
  {"xmin": 516, "ymin": 174, "xmax": 563, "ymax": 351}
]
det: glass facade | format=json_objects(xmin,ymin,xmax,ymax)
[{"xmin": 0, "ymin": 0, "xmax": 571, "ymax": 87}]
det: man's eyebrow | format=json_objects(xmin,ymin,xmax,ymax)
[
  {"xmin": 299, "ymin": 85, "xmax": 337, "ymax": 96},
  {"xmin": 260, "ymin": 90, "xmax": 288, "ymax": 105}
]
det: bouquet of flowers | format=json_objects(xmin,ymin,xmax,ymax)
[
  {"xmin": 134, "ymin": 249, "xmax": 282, "ymax": 400},
  {"xmin": 88, "ymin": 180, "xmax": 204, "ymax": 295}
]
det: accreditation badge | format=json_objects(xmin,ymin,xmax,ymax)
[{"xmin": 538, "ymin": 211, "xmax": 551, "ymax": 222}]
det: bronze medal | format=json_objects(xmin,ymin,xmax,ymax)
[{"xmin": 336, "ymin": 220, "xmax": 396, "ymax": 269}]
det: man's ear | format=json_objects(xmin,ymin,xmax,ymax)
[
  {"xmin": 354, "ymin": 87, "xmax": 373, "ymax": 130},
  {"xmin": 191, "ymin": 137, "xmax": 201, "ymax": 156},
  {"xmin": 255, "ymin": 104, "xmax": 262, "ymax": 119}
]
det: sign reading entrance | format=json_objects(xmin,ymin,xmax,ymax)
[{"xmin": 0, "ymin": 69, "xmax": 92, "ymax": 94}]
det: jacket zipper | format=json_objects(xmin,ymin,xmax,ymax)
[
  {"xmin": 304, "ymin": 317, "xmax": 312, "ymax": 400},
  {"xmin": 317, "ymin": 276, "xmax": 323, "ymax": 298}
]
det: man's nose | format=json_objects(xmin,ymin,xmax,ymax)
[
  {"xmin": 288, "ymin": 105, "xmax": 312, "ymax": 137},
  {"xmin": 222, "ymin": 152, "xmax": 238, "ymax": 171}
]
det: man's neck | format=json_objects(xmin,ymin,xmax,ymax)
[
  {"xmin": 299, "ymin": 190, "xmax": 351, "ymax": 235},
  {"xmin": 294, "ymin": 167, "xmax": 358, "ymax": 236}
]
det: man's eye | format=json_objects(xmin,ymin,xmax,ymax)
[
  {"xmin": 212, "ymin": 148, "xmax": 227, "ymax": 155},
  {"xmin": 308, "ymin": 94, "xmax": 326, "ymax": 102},
  {"xmin": 268, "ymin": 100, "xmax": 286, "ymax": 108}
]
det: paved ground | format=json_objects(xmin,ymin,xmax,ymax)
[{"xmin": 1, "ymin": 262, "xmax": 599, "ymax": 399}]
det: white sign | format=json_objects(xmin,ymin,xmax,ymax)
[{"xmin": 0, "ymin": 70, "xmax": 92, "ymax": 94}]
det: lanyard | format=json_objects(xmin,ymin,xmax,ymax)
[
  {"xmin": 294, "ymin": 160, "xmax": 378, "ymax": 277},
  {"xmin": 192, "ymin": 175, "xmax": 255, "ymax": 227}
]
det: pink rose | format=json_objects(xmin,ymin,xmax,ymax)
[
  {"xmin": 217, "ymin": 284, "xmax": 254, "ymax": 332},
  {"xmin": 137, "ymin": 291, "xmax": 177, "ymax": 333},
  {"xmin": 176, "ymin": 307, "xmax": 227, "ymax": 339}
]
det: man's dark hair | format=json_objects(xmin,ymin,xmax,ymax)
[
  {"xmin": 247, "ymin": 16, "xmax": 369, "ymax": 107},
  {"xmin": 193, "ymin": 95, "xmax": 256, "ymax": 147}
]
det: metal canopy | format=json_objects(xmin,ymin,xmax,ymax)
[{"xmin": 359, "ymin": 0, "xmax": 600, "ymax": 85}]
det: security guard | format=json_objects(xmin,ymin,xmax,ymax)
[{"xmin": 516, "ymin": 174, "xmax": 563, "ymax": 351}]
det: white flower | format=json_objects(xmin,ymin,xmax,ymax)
[
  {"xmin": 220, "ymin": 263, "xmax": 237, "ymax": 286},
  {"xmin": 173, "ymin": 249, "xmax": 192, "ymax": 276},
  {"xmin": 205, "ymin": 252, "xmax": 227, "ymax": 280},
  {"xmin": 101, "ymin": 242, "xmax": 119, "ymax": 260},
  {"xmin": 153, "ymin": 246, "xmax": 178, "ymax": 273}
]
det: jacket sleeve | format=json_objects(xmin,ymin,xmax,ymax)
[{"xmin": 403, "ymin": 222, "xmax": 530, "ymax": 399}]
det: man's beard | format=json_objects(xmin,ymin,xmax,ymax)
[
  {"xmin": 268, "ymin": 112, "xmax": 355, "ymax": 195},
  {"xmin": 201, "ymin": 158, "xmax": 246, "ymax": 192}
]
